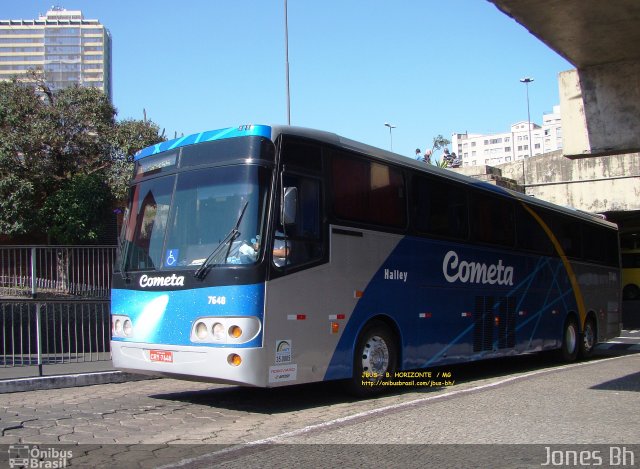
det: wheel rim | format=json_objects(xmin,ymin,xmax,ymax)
[
  {"xmin": 566, "ymin": 323, "xmax": 577, "ymax": 353},
  {"xmin": 361, "ymin": 335, "xmax": 390, "ymax": 376},
  {"xmin": 583, "ymin": 322, "xmax": 595, "ymax": 353}
]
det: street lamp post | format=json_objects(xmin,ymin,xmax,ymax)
[
  {"xmin": 520, "ymin": 77, "xmax": 534, "ymax": 187},
  {"xmin": 284, "ymin": 0, "xmax": 291, "ymax": 125},
  {"xmin": 384, "ymin": 122, "xmax": 396, "ymax": 151}
]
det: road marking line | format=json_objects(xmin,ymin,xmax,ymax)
[
  {"xmin": 250, "ymin": 355, "xmax": 632, "ymax": 444},
  {"xmin": 161, "ymin": 353, "xmax": 637, "ymax": 468},
  {"xmin": 597, "ymin": 343, "xmax": 640, "ymax": 350}
]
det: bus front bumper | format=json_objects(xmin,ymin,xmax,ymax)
[{"xmin": 111, "ymin": 341, "xmax": 269, "ymax": 387}]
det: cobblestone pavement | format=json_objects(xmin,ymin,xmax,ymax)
[{"xmin": 0, "ymin": 348, "xmax": 638, "ymax": 468}]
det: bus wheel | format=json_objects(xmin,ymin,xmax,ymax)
[
  {"xmin": 347, "ymin": 321, "xmax": 397, "ymax": 397},
  {"xmin": 559, "ymin": 316, "xmax": 579, "ymax": 362},
  {"xmin": 579, "ymin": 317, "xmax": 597, "ymax": 359},
  {"xmin": 623, "ymin": 284, "xmax": 639, "ymax": 301}
]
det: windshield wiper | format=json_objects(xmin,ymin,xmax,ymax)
[{"xmin": 193, "ymin": 201, "xmax": 249, "ymax": 280}]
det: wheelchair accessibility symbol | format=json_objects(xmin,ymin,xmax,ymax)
[{"xmin": 165, "ymin": 249, "xmax": 179, "ymax": 267}]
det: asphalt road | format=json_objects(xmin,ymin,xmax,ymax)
[{"xmin": 0, "ymin": 334, "xmax": 638, "ymax": 468}]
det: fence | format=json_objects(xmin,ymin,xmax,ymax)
[
  {"xmin": 0, "ymin": 245, "xmax": 115, "ymax": 299},
  {"xmin": 1, "ymin": 300, "xmax": 111, "ymax": 371},
  {"xmin": 0, "ymin": 246, "xmax": 115, "ymax": 376}
]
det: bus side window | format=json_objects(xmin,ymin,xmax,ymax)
[
  {"xmin": 515, "ymin": 204, "xmax": 554, "ymax": 255},
  {"xmin": 274, "ymin": 174, "xmax": 323, "ymax": 268},
  {"xmin": 470, "ymin": 192, "xmax": 514, "ymax": 246},
  {"xmin": 331, "ymin": 151, "xmax": 406, "ymax": 228},
  {"xmin": 412, "ymin": 175, "xmax": 468, "ymax": 240}
]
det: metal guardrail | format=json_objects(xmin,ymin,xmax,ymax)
[
  {"xmin": 0, "ymin": 246, "xmax": 115, "ymax": 374},
  {"xmin": 0, "ymin": 245, "xmax": 115, "ymax": 299},
  {"xmin": 0, "ymin": 300, "xmax": 111, "ymax": 372}
]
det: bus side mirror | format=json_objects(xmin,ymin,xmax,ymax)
[{"xmin": 282, "ymin": 187, "xmax": 298, "ymax": 225}]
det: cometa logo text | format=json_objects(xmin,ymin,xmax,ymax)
[
  {"xmin": 442, "ymin": 250, "xmax": 514, "ymax": 286},
  {"xmin": 139, "ymin": 274, "xmax": 185, "ymax": 288}
]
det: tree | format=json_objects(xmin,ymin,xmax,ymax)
[
  {"xmin": 40, "ymin": 173, "xmax": 112, "ymax": 244},
  {"xmin": 417, "ymin": 134, "xmax": 451, "ymax": 166},
  {"xmin": 0, "ymin": 74, "xmax": 165, "ymax": 243},
  {"xmin": 430, "ymin": 134, "xmax": 451, "ymax": 165},
  {"xmin": 109, "ymin": 119, "xmax": 166, "ymax": 205}
]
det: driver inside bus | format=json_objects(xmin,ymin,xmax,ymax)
[
  {"xmin": 241, "ymin": 232, "xmax": 290, "ymax": 267},
  {"xmin": 272, "ymin": 233, "xmax": 290, "ymax": 267}
]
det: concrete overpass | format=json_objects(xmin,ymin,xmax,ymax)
[{"xmin": 489, "ymin": 0, "xmax": 640, "ymax": 159}]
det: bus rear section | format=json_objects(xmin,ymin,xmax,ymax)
[{"xmin": 263, "ymin": 223, "xmax": 620, "ymax": 390}]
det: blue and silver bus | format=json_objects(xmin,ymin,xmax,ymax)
[{"xmin": 111, "ymin": 124, "xmax": 621, "ymax": 394}]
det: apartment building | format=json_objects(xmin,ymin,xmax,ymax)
[
  {"xmin": 0, "ymin": 7, "xmax": 112, "ymax": 100},
  {"xmin": 452, "ymin": 105, "xmax": 563, "ymax": 167}
]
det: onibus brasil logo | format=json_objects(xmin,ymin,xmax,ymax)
[{"xmin": 8, "ymin": 445, "xmax": 72, "ymax": 468}]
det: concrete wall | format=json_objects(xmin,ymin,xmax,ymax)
[
  {"xmin": 559, "ymin": 62, "xmax": 640, "ymax": 158},
  {"xmin": 496, "ymin": 150, "xmax": 640, "ymax": 212}
]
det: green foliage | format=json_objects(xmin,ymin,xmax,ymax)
[
  {"xmin": 435, "ymin": 158, "xmax": 450, "ymax": 168},
  {"xmin": 0, "ymin": 74, "xmax": 165, "ymax": 243},
  {"xmin": 109, "ymin": 119, "xmax": 166, "ymax": 204},
  {"xmin": 0, "ymin": 175, "xmax": 36, "ymax": 235},
  {"xmin": 114, "ymin": 118, "xmax": 165, "ymax": 160},
  {"xmin": 431, "ymin": 134, "xmax": 451, "ymax": 153},
  {"xmin": 426, "ymin": 134, "xmax": 452, "ymax": 167},
  {"xmin": 40, "ymin": 173, "xmax": 112, "ymax": 244}
]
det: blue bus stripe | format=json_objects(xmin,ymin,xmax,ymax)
[
  {"xmin": 525, "ymin": 263, "xmax": 565, "ymax": 348},
  {"xmin": 422, "ymin": 322, "xmax": 476, "ymax": 367},
  {"xmin": 134, "ymin": 125, "xmax": 272, "ymax": 160}
]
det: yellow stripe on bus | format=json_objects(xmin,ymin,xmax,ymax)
[{"xmin": 520, "ymin": 202, "xmax": 587, "ymax": 325}]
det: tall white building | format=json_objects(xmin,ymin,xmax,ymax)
[
  {"xmin": 452, "ymin": 105, "xmax": 563, "ymax": 167},
  {"xmin": 0, "ymin": 7, "xmax": 112, "ymax": 100}
]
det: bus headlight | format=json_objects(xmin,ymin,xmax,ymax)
[
  {"xmin": 123, "ymin": 319, "xmax": 133, "ymax": 337},
  {"xmin": 195, "ymin": 321, "xmax": 209, "ymax": 340},
  {"xmin": 112, "ymin": 315, "xmax": 133, "ymax": 338},
  {"xmin": 212, "ymin": 322, "xmax": 225, "ymax": 341},
  {"xmin": 190, "ymin": 317, "xmax": 260, "ymax": 344}
]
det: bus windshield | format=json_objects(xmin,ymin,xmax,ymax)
[{"xmin": 119, "ymin": 164, "xmax": 270, "ymax": 272}]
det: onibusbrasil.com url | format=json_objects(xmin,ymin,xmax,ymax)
[{"xmin": 360, "ymin": 379, "xmax": 455, "ymax": 387}]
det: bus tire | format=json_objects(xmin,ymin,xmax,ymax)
[
  {"xmin": 579, "ymin": 317, "xmax": 597, "ymax": 359},
  {"xmin": 347, "ymin": 320, "xmax": 398, "ymax": 397},
  {"xmin": 623, "ymin": 284, "xmax": 639, "ymax": 301},
  {"xmin": 559, "ymin": 316, "xmax": 579, "ymax": 362}
]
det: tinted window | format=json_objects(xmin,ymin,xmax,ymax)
[
  {"xmin": 281, "ymin": 138, "xmax": 322, "ymax": 173},
  {"xmin": 412, "ymin": 175, "xmax": 468, "ymax": 240},
  {"xmin": 515, "ymin": 204, "xmax": 554, "ymax": 255},
  {"xmin": 123, "ymin": 175, "xmax": 174, "ymax": 270},
  {"xmin": 331, "ymin": 152, "xmax": 406, "ymax": 228},
  {"xmin": 180, "ymin": 136, "xmax": 275, "ymax": 168},
  {"xmin": 543, "ymin": 213, "xmax": 582, "ymax": 259},
  {"xmin": 470, "ymin": 192, "xmax": 515, "ymax": 246},
  {"xmin": 274, "ymin": 174, "xmax": 323, "ymax": 268},
  {"xmin": 583, "ymin": 224, "xmax": 619, "ymax": 266}
]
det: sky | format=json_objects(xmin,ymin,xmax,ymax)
[{"xmin": 4, "ymin": 1, "xmax": 573, "ymax": 160}]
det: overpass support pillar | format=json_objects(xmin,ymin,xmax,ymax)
[{"xmin": 560, "ymin": 61, "xmax": 640, "ymax": 159}]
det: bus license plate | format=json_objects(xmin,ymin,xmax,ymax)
[{"xmin": 150, "ymin": 350, "xmax": 173, "ymax": 363}]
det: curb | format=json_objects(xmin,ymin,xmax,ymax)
[{"xmin": 0, "ymin": 371, "xmax": 153, "ymax": 394}]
